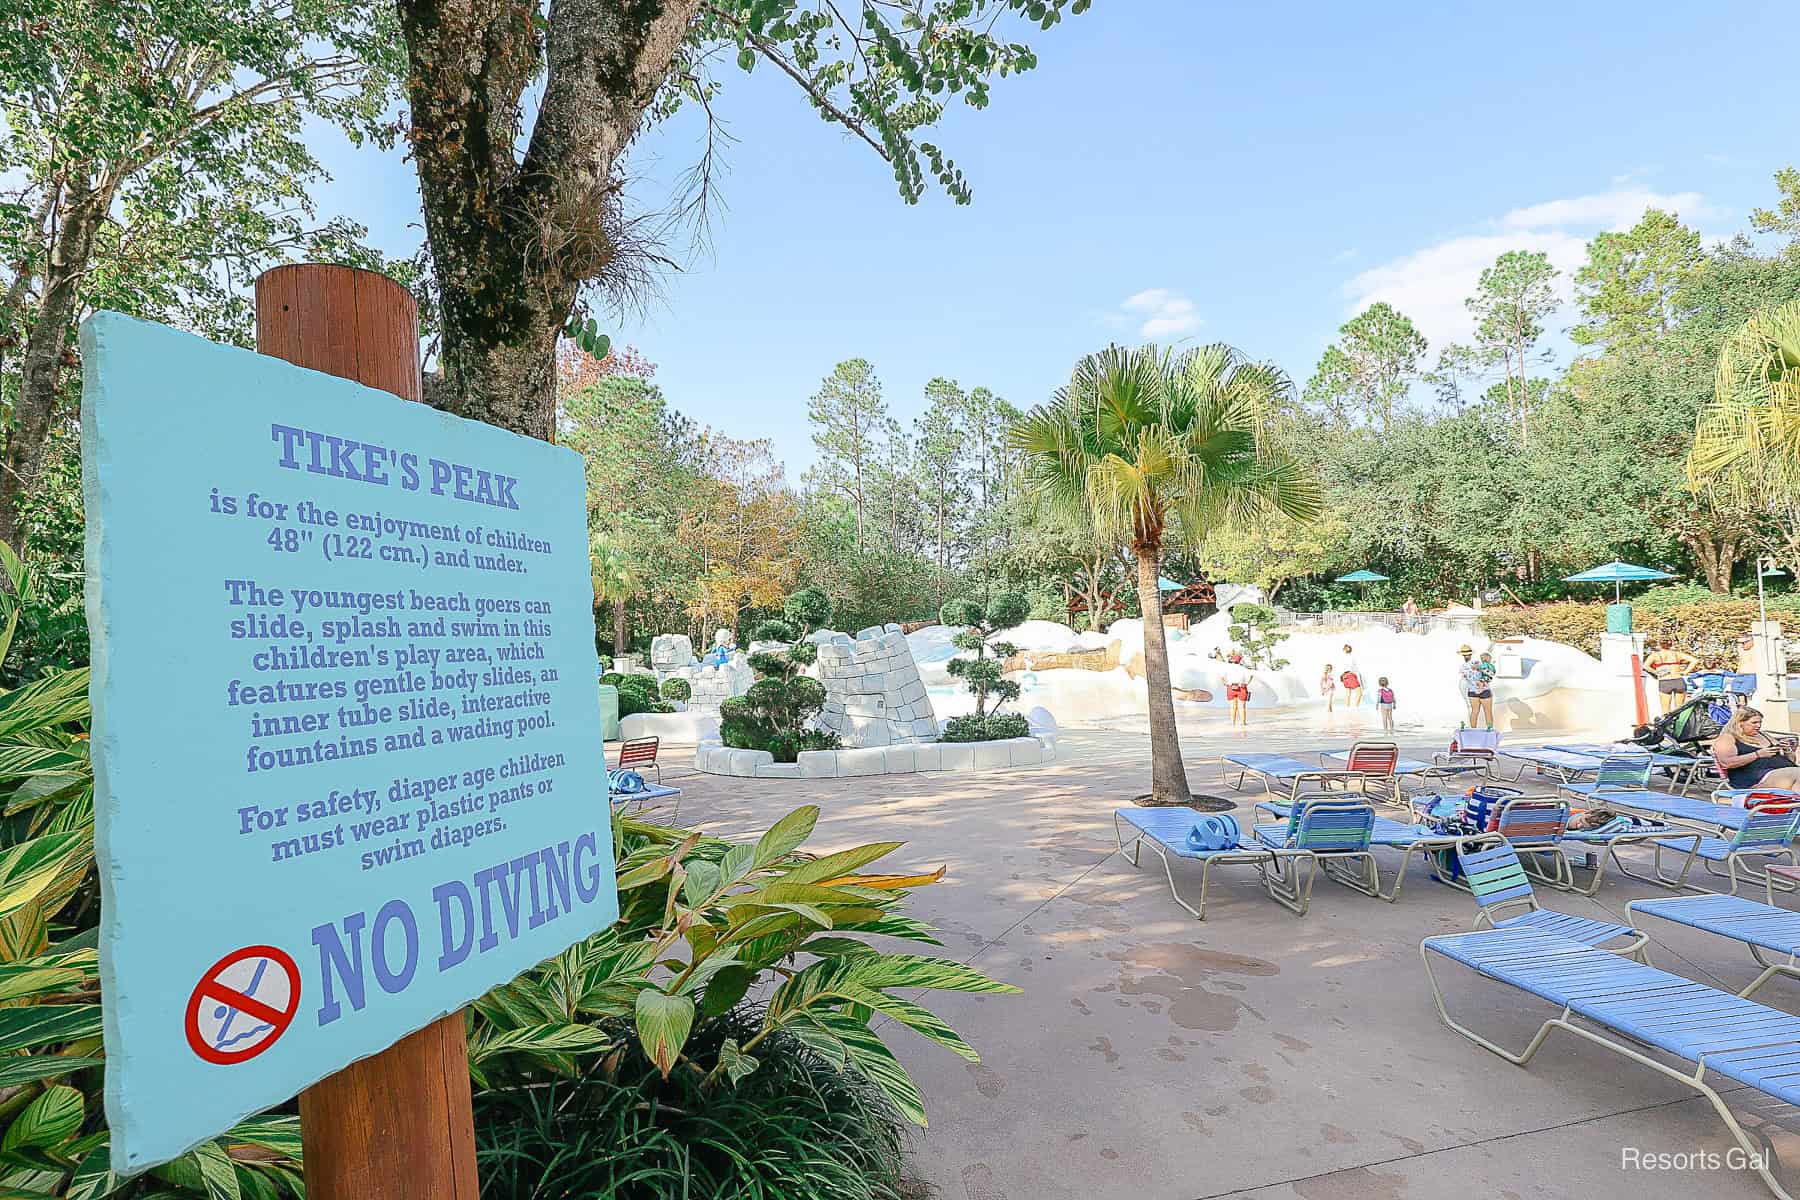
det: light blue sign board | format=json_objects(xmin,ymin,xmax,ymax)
[{"xmin": 82, "ymin": 313, "xmax": 616, "ymax": 1172}]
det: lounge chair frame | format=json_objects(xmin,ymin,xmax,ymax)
[
  {"xmin": 1422, "ymin": 929, "xmax": 1799, "ymax": 1200},
  {"xmin": 1112, "ymin": 809, "xmax": 1315, "ymax": 920}
]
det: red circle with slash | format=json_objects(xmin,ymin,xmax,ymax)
[{"xmin": 184, "ymin": 945, "xmax": 301, "ymax": 1065}]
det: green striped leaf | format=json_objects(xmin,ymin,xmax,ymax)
[
  {"xmin": 219, "ymin": 1116, "xmax": 303, "ymax": 1161},
  {"xmin": 780, "ymin": 842, "xmax": 905, "ymax": 887},
  {"xmin": 0, "ymin": 1054, "xmax": 104, "ymax": 1090},
  {"xmin": 67, "ymin": 1138, "xmax": 125, "ymax": 1200},
  {"xmin": 752, "ymin": 806, "xmax": 818, "ymax": 867},
  {"xmin": 0, "ymin": 1004, "xmax": 103, "ymax": 1053},
  {"xmin": 836, "ymin": 982, "xmax": 979, "ymax": 1061},
  {"xmin": 0, "ymin": 745, "xmax": 87, "ymax": 782},
  {"xmin": 471, "ymin": 1022, "xmax": 614, "ymax": 1065},
  {"xmin": 3, "ymin": 1083, "xmax": 85, "ymax": 1149},
  {"xmin": 633, "ymin": 990, "xmax": 694, "ymax": 1078},
  {"xmin": 716, "ymin": 1037, "xmax": 759, "ymax": 1085},
  {"xmin": 817, "ymin": 1014, "xmax": 929, "ymax": 1126},
  {"xmin": 843, "ymin": 953, "xmax": 1021, "ymax": 995},
  {"xmin": 0, "ymin": 668, "xmax": 90, "ymax": 740}
]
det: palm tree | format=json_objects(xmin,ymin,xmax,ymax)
[
  {"xmin": 589, "ymin": 535, "xmax": 638, "ymax": 658},
  {"xmin": 1011, "ymin": 344, "xmax": 1320, "ymax": 804},
  {"xmin": 1690, "ymin": 300, "xmax": 1800, "ymax": 492}
]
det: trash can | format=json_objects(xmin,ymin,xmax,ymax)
[
  {"xmin": 597, "ymin": 684, "xmax": 620, "ymax": 741},
  {"xmin": 1605, "ymin": 602, "xmax": 1633, "ymax": 634}
]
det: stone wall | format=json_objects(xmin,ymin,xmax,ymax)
[{"xmin": 814, "ymin": 624, "xmax": 939, "ymax": 747}]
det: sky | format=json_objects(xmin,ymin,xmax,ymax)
[{"xmin": 308, "ymin": 0, "xmax": 1798, "ymax": 480}]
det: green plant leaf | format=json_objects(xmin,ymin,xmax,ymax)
[
  {"xmin": 818, "ymin": 1014, "xmax": 930, "ymax": 1126},
  {"xmin": 836, "ymin": 982, "xmax": 979, "ymax": 1061},
  {"xmin": 779, "ymin": 842, "xmax": 905, "ymax": 886},
  {"xmin": 633, "ymin": 990, "xmax": 694, "ymax": 1078},
  {"xmin": 845, "ymin": 953, "xmax": 1021, "ymax": 995},
  {"xmin": 718, "ymin": 843, "xmax": 756, "ymax": 885},
  {"xmin": 0, "ymin": 668, "xmax": 90, "ymax": 739},
  {"xmin": 68, "ymin": 1138, "xmax": 124, "ymax": 1200},
  {"xmin": 753, "ymin": 806, "xmax": 818, "ymax": 867},
  {"xmin": 717, "ymin": 1036, "xmax": 760, "ymax": 1085},
  {"xmin": 471, "ymin": 1021, "xmax": 614, "ymax": 1065},
  {"xmin": 0, "ymin": 1054, "xmax": 104, "ymax": 1090},
  {"xmin": 614, "ymin": 855, "xmax": 673, "ymax": 891},
  {"xmin": 218, "ymin": 1115, "xmax": 303, "ymax": 1162},
  {"xmin": 696, "ymin": 965, "xmax": 754, "ymax": 1018},
  {"xmin": 3, "ymin": 1083, "xmax": 84, "ymax": 1149},
  {"xmin": 192, "ymin": 1139, "xmax": 243, "ymax": 1200},
  {"xmin": 0, "ymin": 1004, "xmax": 102, "ymax": 1053}
]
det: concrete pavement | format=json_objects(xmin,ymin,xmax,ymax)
[{"xmin": 649, "ymin": 712, "xmax": 1799, "ymax": 1200}]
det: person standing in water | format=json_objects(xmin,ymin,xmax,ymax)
[
  {"xmin": 1376, "ymin": 676, "xmax": 1396, "ymax": 732},
  {"xmin": 1320, "ymin": 663, "xmax": 1336, "ymax": 714},
  {"xmin": 1224, "ymin": 653, "xmax": 1252, "ymax": 727},
  {"xmin": 1459, "ymin": 644, "xmax": 1494, "ymax": 729},
  {"xmin": 1340, "ymin": 643, "xmax": 1364, "ymax": 706}
]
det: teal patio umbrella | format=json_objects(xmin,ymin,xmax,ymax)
[
  {"xmin": 1335, "ymin": 569, "xmax": 1389, "ymax": 584},
  {"xmin": 1563, "ymin": 560, "xmax": 1673, "ymax": 603},
  {"xmin": 1157, "ymin": 575, "xmax": 1184, "ymax": 591}
]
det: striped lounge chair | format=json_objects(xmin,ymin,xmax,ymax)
[
  {"xmin": 1555, "ymin": 751, "xmax": 1651, "ymax": 802},
  {"xmin": 1421, "ymin": 927, "xmax": 1800, "ymax": 1199},
  {"xmin": 1453, "ymin": 841, "xmax": 1646, "ymax": 958},
  {"xmin": 1624, "ymin": 806, "xmax": 1800, "ymax": 903},
  {"xmin": 1112, "ymin": 807, "xmax": 1315, "ymax": 920},
  {"xmin": 1252, "ymin": 799, "xmax": 1380, "ymax": 903},
  {"xmin": 1629, "ymin": 893, "xmax": 1800, "ymax": 1000}
]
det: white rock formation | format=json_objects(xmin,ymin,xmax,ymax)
[
  {"xmin": 815, "ymin": 624, "xmax": 940, "ymax": 747},
  {"xmin": 649, "ymin": 633, "xmax": 696, "ymax": 672}
]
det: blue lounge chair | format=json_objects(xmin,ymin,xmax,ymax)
[
  {"xmin": 1620, "ymin": 806, "xmax": 1800, "ymax": 902},
  {"xmin": 1421, "ymin": 926, "xmax": 1800, "ymax": 1199},
  {"xmin": 1252, "ymin": 799, "xmax": 1380, "ymax": 901},
  {"xmin": 1629, "ymin": 894, "xmax": 1800, "ymax": 999},
  {"xmin": 1585, "ymin": 788, "xmax": 1751, "ymax": 832},
  {"xmin": 1218, "ymin": 752, "xmax": 1328, "ymax": 801},
  {"xmin": 1112, "ymin": 807, "xmax": 1314, "ymax": 920},
  {"xmin": 1258, "ymin": 795, "xmax": 1486, "ymax": 902},
  {"xmin": 1453, "ymin": 842, "xmax": 1646, "ymax": 957},
  {"xmin": 611, "ymin": 780, "xmax": 683, "ymax": 821},
  {"xmin": 1554, "ymin": 751, "xmax": 1651, "ymax": 802}
]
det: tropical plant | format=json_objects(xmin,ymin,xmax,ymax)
[
  {"xmin": 940, "ymin": 592, "xmax": 1029, "ymax": 734},
  {"xmin": 1690, "ymin": 300, "xmax": 1800, "ymax": 494},
  {"xmin": 720, "ymin": 590, "xmax": 842, "ymax": 762},
  {"xmin": 0, "ymin": 545, "xmax": 309, "ymax": 1196},
  {"xmin": 468, "ymin": 805, "xmax": 1016, "ymax": 1133},
  {"xmin": 591, "ymin": 534, "xmax": 639, "ymax": 656},
  {"xmin": 1012, "ymin": 344, "xmax": 1320, "ymax": 803},
  {"xmin": 1226, "ymin": 603, "xmax": 1290, "ymax": 671},
  {"xmin": 474, "ymin": 1009, "xmax": 911, "ymax": 1200}
]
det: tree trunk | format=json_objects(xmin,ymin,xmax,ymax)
[
  {"xmin": 613, "ymin": 597, "xmax": 627, "ymax": 656},
  {"xmin": 1134, "ymin": 544, "xmax": 1192, "ymax": 804},
  {"xmin": 1688, "ymin": 534, "xmax": 1739, "ymax": 593},
  {"xmin": 0, "ymin": 183, "xmax": 108, "ymax": 549}
]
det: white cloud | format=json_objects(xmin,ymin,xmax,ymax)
[
  {"xmin": 1341, "ymin": 184, "xmax": 1717, "ymax": 350},
  {"xmin": 1120, "ymin": 288, "xmax": 1202, "ymax": 340},
  {"xmin": 1501, "ymin": 187, "xmax": 1712, "ymax": 231}
]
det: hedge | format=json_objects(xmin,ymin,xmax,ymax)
[{"xmin": 1478, "ymin": 596, "xmax": 1800, "ymax": 662}]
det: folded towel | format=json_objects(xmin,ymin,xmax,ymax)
[
  {"xmin": 1185, "ymin": 813, "xmax": 1241, "ymax": 852},
  {"xmin": 608, "ymin": 768, "xmax": 646, "ymax": 795}
]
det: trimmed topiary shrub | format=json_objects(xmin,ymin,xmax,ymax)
[
  {"xmin": 940, "ymin": 713, "xmax": 1031, "ymax": 742},
  {"xmin": 607, "ymin": 671, "xmax": 673, "ymax": 718},
  {"xmin": 941, "ymin": 592, "xmax": 1029, "ymax": 738},
  {"xmin": 661, "ymin": 677, "xmax": 692, "ymax": 702},
  {"xmin": 721, "ymin": 586, "xmax": 841, "ymax": 762}
]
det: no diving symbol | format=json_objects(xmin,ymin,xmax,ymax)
[{"xmin": 184, "ymin": 945, "xmax": 301, "ymax": 1065}]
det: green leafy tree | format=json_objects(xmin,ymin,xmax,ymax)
[
  {"xmin": 589, "ymin": 535, "xmax": 638, "ymax": 655},
  {"xmin": 1196, "ymin": 507, "xmax": 1352, "ymax": 602},
  {"xmin": 0, "ymin": 0, "xmax": 404, "ymax": 547},
  {"xmin": 1013, "ymin": 344, "xmax": 1319, "ymax": 804},
  {"xmin": 805, "ymin": 359, "xmax": 888, "ymax": 548},
  {"xmin": 719, "ymin": 590, "xmax": 840, "ymax": 762},
  {"xmin": 1571, "ymin": 208, "xmax": 1704, "ymax": 349},
  {"xmin": 1468, "ymin": 249, "xmax": 1558, "ymax": 447},
  {"xmin": 395, "ymin": 0, "xmax": 1090, "ymax": 441},
  {"xmin": 914, "ymin": 378, "xmax": 970, "ymax": 591},
  {"xmin": 1749, "ymin": 165, "xmax": 1800, "ymax": 244},
  {"xmin": 1302, "ymin": 301, "xmax": 1428, "ymax": 431}
]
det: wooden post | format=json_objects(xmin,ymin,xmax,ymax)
[{"xmin": 253, "ymin": 264, "xmax": 480, "ymax": 1200}]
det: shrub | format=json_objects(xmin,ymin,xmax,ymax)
[
  {"xmin": 0, "ymin": 547, "xmax": 307, "ymax": 1197},
  {"xmin": 941, "ymin": 713, "xmax": 1031, "ymax": 742},
  {"xmin": 783, "ymin": 586, "xmax": 833, "ymax": 633},
  {"xmin": 1478, "ymin": 596, "xmax": 1800, "ymax": 662},
  {"xmin": 1227, "ymin": 602, "xmax": 1289, "ymax": 670},
  {"xmin": 607, "ymin": 671, "xmax": 673, "ymax": 717},
  {"xmin": 469, "ymin": 805, "xmax": 1018, "ymax": 1134},
  {"xmin": 660, "ymin": 677, "xmax": 692, "ymax": 702},
  {"xmin": 475, "ymin": 1009, "xmax": 909, "ymax": 1200},
  {"xmin": 942, "ymin": 591, "xmax": 1028, "ymax": 727},
  {"xmin": 722, "ymin": 589, "xmax": 840, "ymax": 761}
]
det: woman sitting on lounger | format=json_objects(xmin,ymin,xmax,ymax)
[{"xmin": 1713, "ymin": 706, "xmax": 1800, "ymax": 790}]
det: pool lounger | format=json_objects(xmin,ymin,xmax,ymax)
[
  {"xmin": 1629, "ymin": 893, "xmax": 1800, "ymax": 999},
  {"xmin": 1422, "ymin": 926, "xmax": 1800, "ymax": 1200},
  {"xmin": 1112, "ymin": 807, "xmax": 1313, "ymax": 920}
]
